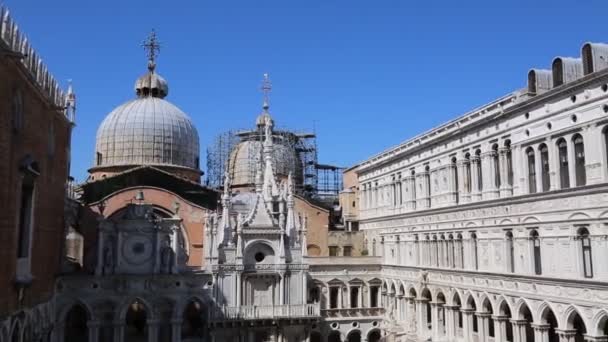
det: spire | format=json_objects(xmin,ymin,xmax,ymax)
[
  {"xmin": 64, "ymin": 79, "xmax": 76, "ymax": 123},
  {"xmin": 256, "ymin": 73, "xmax": 274, "ymax": 127},
  {"xmin": 142, "ymin": 29, "xmax": 161, "ymax": 72}
]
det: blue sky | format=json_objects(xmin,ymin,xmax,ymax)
[{"xmin": 4, "ymin": 0, "xmax": 608, "ymax": 182}]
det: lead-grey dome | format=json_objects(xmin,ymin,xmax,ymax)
[{"xmin": 94, "ymin": 70, "xmax": 200, "ymax": 171}]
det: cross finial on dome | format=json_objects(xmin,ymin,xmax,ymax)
[{"xmin": 142, "ymin": 30, "xmax": 161, "ymax": 71}]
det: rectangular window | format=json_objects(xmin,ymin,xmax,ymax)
[
  {"xmin": 350, "ymin": 287, "xmax": 359, "ymax": 308},
  {"xmin": 370, "ymin": 286, "xmax": 379, "ymax": 307},
  {"xmin": 582, "ymin": 237, "xmax": 593, "ymax": 278},
  {"xmin": 17, "ymin": 182, "xmax": 34, "ymax": 258},
  {"xmin": 329, "ymin": 246, "xmax": 339, "ymax": 257},
  {"xmin": 329, "ymin": 287, "xmax": 339, "ymax": 309},
  {"xmin": 343, "ymin": 246, "xmax": 352, "ymax": 257}
]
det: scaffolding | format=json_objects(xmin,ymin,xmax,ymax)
[{"xmin": 206, "ymin": 125, "xmax": 343, "ymax": 202}]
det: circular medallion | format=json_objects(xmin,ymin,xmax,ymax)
[{"xmin": 122, "ymin": 235, "xmax": 153, "ymax": 265}]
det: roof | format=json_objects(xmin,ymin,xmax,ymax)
[{"xmin": 80, "ymin": 165, "xmax": 218, "ymax": 209}]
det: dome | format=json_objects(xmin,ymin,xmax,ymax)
[
  {"xmin": 94, "ymin": 78, "xmax": 200, "ymax": 171},
  {"xmin": 228, "ymin": 138, "xmax": 303, "ymax": 187}
]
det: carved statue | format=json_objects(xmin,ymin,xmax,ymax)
[
  {"xmin": 102, "ymin": 241, "xmax": 114, "ymax": 275},
  {"xmin": 160, "ymin": 236, "xmax": 174, "ymax": 274}
]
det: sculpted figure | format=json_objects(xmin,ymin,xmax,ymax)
[
  {"xmin": 102, "ymin": 242, "xmax": 114, "ymax": 275},
  {"xmin": 160, "ymin": 236, "xmax": 174, "ymax": 274}
]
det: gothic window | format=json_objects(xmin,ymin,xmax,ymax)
[
  {"xmin": 573, "ymin": 134, "xmax": 586, "ymax": 186},
  {"xmin": 471, "ymin": 233, "xmax": 478, "ymax": 270},
  {"xmin": 578, "ymin": 227, "xmax": 593, "ymax": 278},
  {"xmin": 452, "ymin": 157, "xmax": 459, "ymax": 203},
  {"xmin": 17, "ymin": 176, "xmax": 35, "ymax": 259},
  {"xmin": 505, "ymin": 231, "xmax": 515, "ymax": 273},
  {"xmin": 475, "ymin": 149, "xmax": 483, "ymax": 191},
  {"xmin": 557, "ymin": 138, "xmax": 570, "ymax": 189},
  {"xmin": 492, "ymin": 144, "xmax": 500, "ymax": 188},
  {"xmin": 530, "ymin": 229, "xmax": 542, "ymax": 275},
  {"xmin": 464, "ymin": 153, "xmax": 472, "ymax": 193},
  {"xmin": 457, "ymin": 234, "xmax": 464, "ymax": 268},
  {"xmin": 505, "ymin": 140, "xmax": 513, "ymax": 186},
  {"xmin": 539, "ymin": 144, "xmax": 550, "ymax": 192},
  {"xmin": 526, "ymin": 147, "xmax": 537, "ymax": 193}
]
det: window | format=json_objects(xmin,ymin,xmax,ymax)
[
  {"xmin": 343, "ymin": 246, "xmax": 352, "ymax": 257},
  {"xmin": 17, "ymin": 180, "xmax": 35, "ymax": 258},
  {"xmin": 527, "ymin": 147, "xmax": 537, "ymax": 193},
  {"xmin": 464, "ymin": 153, "xmax": 472, "ymax": 193},
  {"xmin": 505, "ymin": 141, "xmax": 513, "ymax": 186},
  {"xmin": 578, "ymin": 227, "xmax": 593, "ymax": 278},
  {"xmin": 540, "ymin": 144, "xmax": 550, "ymax": 192},
  {"xmin": 457, "ymin": 234, "xmax": 464, "ymax": 268},
  {"xmin": 96, "ymin": 152, "xmax": 103, "ymax": 166},
  {"xmin": 558, "ymin": 139, "xmax": 570, "ymax": 189},
  {"xmin": 471, "ymin": 233, "xmax": 478, "ymax": 270},
  {"xmin": 531, "ymin": 230, "xmax": 542, "ymax": 275},
  {"xmin": 492, "ymin": 144, "xmax": 500, "ymax": 188},
  {"xmin": 329, "ymin": 287, "xmax": 339, "ymax": 309},
  {"xmin": 573, "ymin": 134, "xmax": 586, "ymax": 186},
  {"xmin": 370, "ymin": 286, "xmax": 379, "ymax": 307},
  {"xmin": 425, "ymin": 165, "xmax": 431, "ymax": 206},
  {"xmin": 329, "ymin": 246, "xmax": 339, "ymax": 257},
  {"xmin": 452, "ymin": 157, "xmax": 459, "ymax": 203},
  {"xmin": 475, "ymin": 150, "xmax": 483, "ymax": 191},
  {"xmin": 506, "ymin": 231, "xmax": 515, "ymax": 273},
  {"xmin": 350, "ymin": 287, "xmax": 359, "ymax": 308}
]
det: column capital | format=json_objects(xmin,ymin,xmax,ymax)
[
  {"xmin": 509, "ymin": 319, "xmax": 528, "ymax": 326},
  {"xmin": 492, "ymin": 315, "xmax": 510, "ymax": 322},
  {"xmin": 415, "ymin": 298, "xmax": 429, "ymax": 303},
  {"xmin": 461, "ymin": 308, "xmax": 475, "ymax": 315},
  {"xmin": 475, "ymin": 311, "xmax": 492, "ymax": 318},
  {"xmin": 531, "ymin": 323, "xmax": 550, "ymax": 331},
  {"xmin": 555, "ymin": 329, "xmax": 577, "ymax": 337}
]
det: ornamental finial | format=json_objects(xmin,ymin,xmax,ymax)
[
  {"xmin": 142, "ymin": 30, "xmax": 161, "ymax": 71},
  {"xmin": 260, "ymin": 73, "xmax": 272, "ymax": 111}
]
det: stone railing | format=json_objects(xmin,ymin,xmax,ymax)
[
  {"xmin": 321, "ymin": 307, "xmax": 384, "ymax": 319},
  {"xmin": 209, "ymin": 304, "xmax": 320, "ymax": 321}
]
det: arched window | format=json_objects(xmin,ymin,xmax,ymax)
[
  {"xmin": 530, "ymin": 230, "xmax": 542, "ymax": 275},
  {"xmin": 464, "ymin": 153, "xmax": 472, "ymax": 193},
  {"xmin": 425, "ymin": 165, "xmax": 431, "ymax": 207},
  {"xmin": 573, "ymin": 134, "xmax": 586, "ymax": 186},
  {"xmin": 539, "ymin": 144, "xmax": 550, "ymax": 192},
  {"xmin": 433, "ymin": 235, "xmax": 439, "ymax": 267},
  {"xmin": 578, "ymin": 227, "xmax": 593, "ymax": 278},
  {"xmin": 505, "ymin": 231, "xmax": 515, "ymax": 273},
  {"xmin": 604, "ymin": 127, "xmax": 608, "ymax": 179},
  {"xmin": 457, "ymin": 234, "xmax": 464, "ymax": 268},
  {"xmin": 411, "ymin": 169, "xmax": 417, "ymax": 208},
  {"xmin": 492, "ymin": 144, "xmax": 500, "ymax": 188},
  {"xmin": 526, "ymin": 147, "xmax": 537, "ymax": 193},
  {"xmin": 452, "ymin": 157, "xmax": 459, "ymax": 203},
  {"xmin": 557, "ymin": 138, "xmax": 570, "ymax": 189},
  {"xmin": 475, "ymin": 149, "xmax": 483, "ymax": 192},
  {"xmin": 471, "ymin": 233, "xmax": 478, "ymax": 270},
  {"xmin": 448, "ymin": 234, "xmax": 455, "ymax": 268},
  {"xmin": 505, "ymin": 140, "xmax": 513, "ymax": 186}
]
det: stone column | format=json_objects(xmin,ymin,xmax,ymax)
[
  {"xmin": 476, "ymin": 312, "xmax": 490, "ymax": 342},
  {"xmin": 171, "ymin": 319, "xmax": 182, "ymax": 342},
  {"xmin": 499, "ymin": 147, "xmax": 513, "ymax": 197},
  {"xmin": 443, "ymin": 305, "xmax": 458, "ymax": 341},
  {"xmin": 548, "ymin": 139, "xmax": 560, "ymax": 191},
  {"xmin": 556, "ymin": 329, "xmax": 577, "ymax": 342},
  {"xmin": 430, "ymin": 302, "xmax": 440, "ymax": 341},
  {"xmin": 148, "ymin": 320, "xmax": 160, "ymax": 342},
  {"xmin": 534, "ymin": 147, "xmax": 543, "ymax": 193},
  {"xmin": 470, "ymin": 156, "xmax": 482, "ymax": 201},
  {"xmin": 482, "ymin": 151, "xmax": 499, "ymax": 200},
  {"xmin": 532, "ymin": 324, "xmax": 550, "ymax": 342},
  {"xmin": 416, "ymin": 299, "xmax": 428, "ymax": 339},
  {"xmin": 510, "ymin": 320, "xmax": 527, "ymax": 342},
  {"xmin": 461, "ymin": 309, "xmax": 475, "ymax": 342},
  {"xmin": 113, "ymin": 320, "xmax": 124, "ymax": 342},
  {"xmin": 493, "ymin": 316, "xmax": 509, "ymax": 342},
  {"xmin": 87, "ymin": 320, "xmax": 100, "ymax": 342},
  {"xmin": 457, "ymin": 159, "xmax": 470, "ymax": 203}
]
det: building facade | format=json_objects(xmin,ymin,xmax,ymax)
[{"xmin": 350, "ymin": 42, "xmax": 608, "ymax": 342}]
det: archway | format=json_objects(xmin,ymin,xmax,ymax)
[
  {"xmin": 367, "ymin": 330, "xmax": 381, "ymax": 342},
  {"xmin": 566, "ymin": 311, "xmax": 587, "ymax": 342},
  {"xmin": 347, "ymin": 330, "xmax": 361, "ymax": 342},
  {"xmin": 452, "ymin": 292, "xmax": 463, "ymax": 338},
  {"xmin": 481, "ymin": 297, "xmax": 495, "ymax": 340},
  {"xmin": 421, "ymin": 288, "xmax": 432, "ymax": 338},
  {"xmin": 540, "ymin": 306, "xmax": 558, "ymax": 342},
  {"xmin": 64, "ymin": 305, "xmax": 89, "ymax": 342},
  {"xmin": 465, "ymin": 295, "xmax": 478, "ymax": 336},
  {"xmin": 328, "ymin": 330, "xmax": 341, "ymax": 342},
  {"xmin": 519, "ymin": 303, "xmax": 535, "ymax": 342},
  {"xmin": 181, "ymin": 299, "xmax": 205, "ymax": 340},
  {"xmin": 11, "ymin": 321, "xmax": 21, "ymax": 342},
  {"xmin": 124, "ymin": 300, "xmax": 148, "ymax": 342},
  {"xmin": 435, "ymin": 292, "xmax": 447, "ymax": 338},
  {"xmin": 497, "ymin": 300, "xmax": 513, "ymax": 342}
]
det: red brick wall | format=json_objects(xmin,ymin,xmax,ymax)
[
  {"xmin": 84, "ymin": 187, "xmax": 210, "ymax": 269},
  {"xmin": 0, "ymin": 58, "xmax": 71, "ymax": 316}
]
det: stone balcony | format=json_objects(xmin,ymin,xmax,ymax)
[
  {"xmin": 209, "ymin": 304, "xmax": 320, "ymax": 322},
  {"xmin": 321, "ymin": 307, "xmax": 384, "ymax": 319}
]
